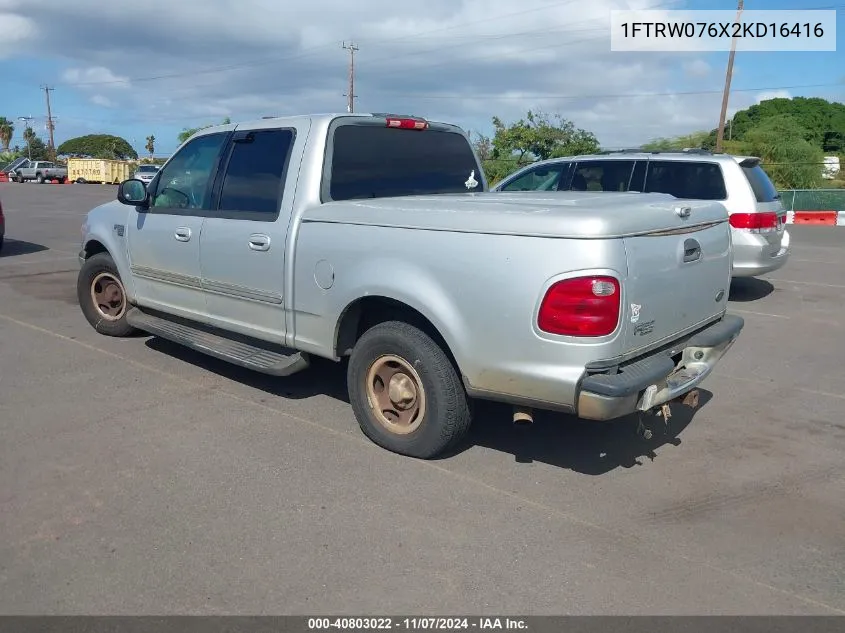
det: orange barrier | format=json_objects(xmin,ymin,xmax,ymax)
[
  {"xmin": 0, "ymin": 173, "xmax": 8, "ymax": 182},
  {"xmin": 792, "ymin": 211, "xmax": 838, "ymax": 225}
]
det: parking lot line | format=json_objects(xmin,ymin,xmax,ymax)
[
  {"xmin": 774, "ymin": 279, "xmax": 845, "ymax": 289},
  {"xmin": 1, "ymin": 309, "xmax": 843, "ymax": 615},
  {"xmin": 0, "ymin": 255, "xmax": 79, "ymax": 266},
  {"xmin": 720, "ymin": 373, "xmax": 845, "ymax": 402},
  {"xmin": 729, "ymin": 309, "xmax": 790, "ymax": 320}
]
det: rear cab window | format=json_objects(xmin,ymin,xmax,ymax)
[
  {"xmin": 325, "ymin": 118, "xmax": 483, "ymax": 201},
  {"xmin": 644, "ymin": 160, "xmax": 726, "ymax": 200}
]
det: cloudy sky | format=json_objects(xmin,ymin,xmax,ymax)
[{"xmin": 1, "ymin": 0, "xmax": 843, "ymax": 157}]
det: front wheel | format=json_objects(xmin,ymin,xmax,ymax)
[
  {"xmin": 77, "ymin": 252, "xmax": 137, "ymax": 337},
  {"xmin": 347, "ymin": 321, "xmax": 472, "ymax": 459}
]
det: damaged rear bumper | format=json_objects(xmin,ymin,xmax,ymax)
[{"xmin": 576, "ymin": 314, "xmax": 744, "ymax": 421}]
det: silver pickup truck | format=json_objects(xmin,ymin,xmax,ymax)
[
  {"xmin": 16, "ymin": 160, "xmax": 68, "ymax": 183},
  {"xmin": 76, "ymin": 113, "xmax": 743, "ymax": 459}
]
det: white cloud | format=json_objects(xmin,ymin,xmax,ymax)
[
  {"xmin": 0, "ymin": 13, "xmax": 37, "ymax": 58},
  {"xmin": 756, "ymin": 89, "xmax": 792, "ymax": 104},
  {"xmin": 61, "ymin": 66, "xmax": 131, "ymax": 89},
  {"xmin": 91, "ymin": 94, "xmax": 115, "ymax": 107},
  {"xmin": 683, "ymin": 59, "xmax": 711, "ymax": 77},
  {"xmin": 0, "ymin": 0, "xmax": 803, "ymax": 149}
]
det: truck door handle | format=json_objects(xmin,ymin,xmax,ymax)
[
  {"xmin": 174, "ymin": 227, "xmax": 192, "ymax": 242},
  {"xmin": 248, "ymin": 234, "xmax": 271, "ymax": 251},
  {"xmin": 682, "ymin": 238, "xmax": 701, "ymax": 263}
]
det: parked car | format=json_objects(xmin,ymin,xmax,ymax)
[
  {"xmin": 76, "ymin": 113, "xmax": 743, "ymax": 459},
  {"xmin": 0, "ymin": 193, "xmax": 5, "ymax": 253},
  {"xmin": 133, "ymin": 164, "xmax": 160, "ymax": 185},
  {"xmin": 15, "ymin": 160, "xmax": 68, "ymax": 184},
  {"xmin": 493, "ymin": 150, "xmax": 790, "ymax": 278}
]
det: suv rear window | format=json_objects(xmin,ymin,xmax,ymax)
[
  {"xmin": 741, "ymin": 164, "xmax": 779, "ymax": 202},
  {"xmin": 644, "ymin": 161, "xmax": 726, "ymax": 200},
  {"xmin": 328, "ymin": 124, "xmax": 481, "ymax": 201}
]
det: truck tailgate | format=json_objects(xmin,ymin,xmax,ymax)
[{"xmin": 621, "ymin": 220, "xmax": 732, "ymax": 354}]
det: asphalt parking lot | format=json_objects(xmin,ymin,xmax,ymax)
[{"xmin": 1, "ymin": 182, "xmax": 844, "ymax": 615}]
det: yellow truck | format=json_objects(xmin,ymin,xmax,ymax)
[{"xmin": 68, "ymin": 158, "xmax": 133, "ymax": 185}]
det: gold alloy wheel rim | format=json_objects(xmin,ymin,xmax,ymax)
[
  {"xmin": 365, "ymin": 354, "xmax": 427, "ymax": 435},
  {"xmin": 90, "ymin": 272, "xmax": 127, "ymax": 321}
]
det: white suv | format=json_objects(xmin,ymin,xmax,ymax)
[{"xmin": 493, "ymin": 150, "xmax": 790, "ymax": 278}]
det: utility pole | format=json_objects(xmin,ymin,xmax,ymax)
[
  {"xmin": 342, "ymin": 41, "xmax": 359, "ymax": 113},
  {"xmin": 715, "ymin": 0, "xmax": 743, "ymax": 152},
  {"xmin": 42, "ymin": 85, "xmax": 56, "ymax": 159}
]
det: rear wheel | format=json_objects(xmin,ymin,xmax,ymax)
[
  {"xmin": 77, "ymin": 252, "xmax": 137, "ymax": 337},
  {"xmin": 37, "ymin": 173, "xmax": 45, "ymax": 184},
  {"xmin": 347, "ymin": 321, "xmax": 472, "ymax": 459}
]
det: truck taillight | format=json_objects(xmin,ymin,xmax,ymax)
[
  {"xmin": 386, "ymin": 117, "xmax": 429, "ymax": 130},
  {"xmin": 729, "ymin": 211, "xmax": 778, "ymax": 233},
  {"xmin": 538, "ymin": 276, "xmax": 621, "ymax": 337}
]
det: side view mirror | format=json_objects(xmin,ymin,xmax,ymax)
[{"xmin": 117, "ymin": 179, "xmax": 149, "ymax": 208}]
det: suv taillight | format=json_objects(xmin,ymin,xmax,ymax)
[
  {"xmin": 538, "ymin": 276, "xmax": 620, "ymax": 337},
  {"xmin": 729, "ymin": 211, "xmax": 778, "ymax": 233}
]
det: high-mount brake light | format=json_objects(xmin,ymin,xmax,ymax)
[
  {"xmin": 537, "ymin": 276, "xmax": 621, "ymax": 338},
  {"xmin": 386, "ymin": 117, "xmax": 429, "ymax": 130},
  {"xmin": 729, "ymin": 211, "xmax": 778, "ymax": 233}
]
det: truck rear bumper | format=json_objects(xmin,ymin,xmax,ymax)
[{"xmin": 576, "ymin": 314, "xmax": 744, "ymax": 421}]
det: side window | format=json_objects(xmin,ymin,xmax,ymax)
[
  {"xmin": 644, "ymin": 161, "xmax": 726, "ymax": 200},
  {"xmin": 500, "ymin": 163, "xmax": 569, "ymax": 191},
  {"xmin": 151, "ymin": 133, "xmax": 228, "ymax": 211},
  {"xmin": 217, "ymin": 129, "xmax": 295, "ymax": 219},
  {"xmin": 568, "ymin": 160, "xmax": 636, "ymax": 192}
]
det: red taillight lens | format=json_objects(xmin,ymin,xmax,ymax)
[
  {"xmin": 386, "ymin": 117, "xmax": 429, "ymax": 130},
  {"xmin": 538, "ymin": 276, "xmax": 621, "ymax": 337},
  {"xmin": 729, "ymin": 211, "xmax": 778, "ymax": 232}
]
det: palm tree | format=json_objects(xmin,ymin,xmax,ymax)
[
  {"xmin": 0, "ymin": 117, "xmax": 14, "ymax": 152},
  {"xmin": 145, "ymin": 135, "xmax": 155, "ymax": 160}
]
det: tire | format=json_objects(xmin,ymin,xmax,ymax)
[
  {"xmin": 77, "ymin": 252, "xmax": 137, "ymax": 337},
  {"xmin": 37, "ymin": 173, "xmax": 45, "ymax": 184},
  {"xmin": 347, "ymin": 320, "xmax": 472, "ymax": 459}
]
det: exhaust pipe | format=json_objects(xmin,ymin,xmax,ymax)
[{"xmin": 513, "ymin": 406, "xmax": 534, "ymax": 426}]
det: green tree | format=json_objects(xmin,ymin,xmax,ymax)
[
  {"xmin": 641, "ymin": 130, "xmax": 714, "ymax": 152},
  {"xmin": 57, "ymin": 134, "xmax": 138, "ymax": 160},
  {"xmin": 145, "ymin": 134, "xmax": 156, "ymax": 159},
  {"xmin": 0, "ymin": 117, "xmax": 14, "ymax": 152},
  {"xmin": 20, "ymin": 130, "xmax": 50, "ymax": 161},
  {"xmin": 491, "ymin": 110, "xmax": 599, "ymax": 168},
  {"xmin": 744, "ymin": 115, "xmax": 825, "ymax": 189},
  {"xmin": 177, "ymin": 117, "xmax": 231, "ymax": 144}
]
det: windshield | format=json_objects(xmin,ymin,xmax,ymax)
[{"xmin": 137, "ymin": 165, "xmax": 159, "ymax": 173}]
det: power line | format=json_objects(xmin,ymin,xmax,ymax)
[{"xmin": 57, "ymin": 0, "xmax": 590, "ymax": 88}]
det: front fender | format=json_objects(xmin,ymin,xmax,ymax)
[{"xmin": 81, "ymin": 202, "xmax": 137, "ymax": 302}]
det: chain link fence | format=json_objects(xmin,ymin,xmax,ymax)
[{"xmin": 778, "ymin": 189, "xmax": 845, "ymax": 212}]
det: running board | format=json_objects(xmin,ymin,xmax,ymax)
[{"xmin": 126, "ymin": 307, "xmax": 309, "ymax": 377}]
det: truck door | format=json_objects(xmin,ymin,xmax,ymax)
[
  {"xmin": 126, "ymin": 131, "xmax": 230, "ymax": 320},
  {"xmin": 199, "ymin": 121, "xmax": 307, "ymax": 343}
]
